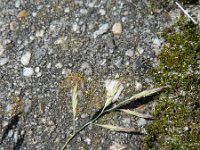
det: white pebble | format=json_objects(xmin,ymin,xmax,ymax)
[
  {"xmin": 47, "ymin": 63, "xmax": 51, "ymax": 68},
  {"xmin": 55, "ymin": 62, "xmax": 63, "ymax": 69},
  {"xmin": 35, "ymin": 67, "xmax": 40, "ymax": 73},
  {"xmin": 84, "ymin": 137, "xmax": 91, "ymax": 145},
  {"xmin": 23, "ymin": 67, "xmax": 34, "ymax": 77},
  {"xmin": 0, "ymin": 58, "xmax": 9, "ymax": 66},
  {"xmin": 80, "ymin": 9, "xmax": 88, "ymax": 14},
  {"xmin": 6, "ymin": 103, "xmax": 13, "ymax": 112},
  {"xmin": 99, "ymin": 9, "xmax": 106, "ymax": 15},
  {"xmin": 24, "ymin": 99, "xmax": 32, "ymax": 113},
  {"xmin": 21, "ymin": 51, "xmax": 31, "ymax": 66},
  {"xmin": 137, "ymin": 47, "xmax": 144, "ymax": 55},
  {"xmin": 8, "ymin": 130, "xmax": 14, "ymax": 138},
  {"xmin": 36, "ymin": 29, "xmax": 45, "ymax": 37},
  {"xmin": 153, "ymin": 38, "xmax": 161, "ymax": 48},
  {"xmin": 64, "ymin": 7, "xmax": 70, "ymax": 13},
  {"xmin": 15, "ymin": 0, "xmax": 20, "ymax": 8},
  {"xmin": 2, "ymin": 121, "xmax": 8, "ymax": 127},
  {"xmin": 88, "ymin": 2, "xmax": 95, "ymax": 7},
  {"xmin": 125, "ymin": 50, "xmax": 134, "ymax": 57},
  {"xmin": 94, "ymin": 23, "xmax": 109, "ymax": 38},
  {"xmin": 0, "ymin": 44, "xmax": 5, "ymax": 56},
  {"xmin": 137, "ymin": 118, "xmax": 147, "ymax": 127},
  {"xmin": 32, "ymin": 12, "xmax": 37, "ymax": 17},
  {"xmin": 135, "ymin": 81, "xmax": 142, "ymax": 91},
  {"xmin": 36, "ymin": 72, "xmax": 42, "ymax": 77},
  {"xmin": 62, "ymin": 68, "xmax": 67, "ymax": 75},
  {"xmin": 72, "ymin": 23, "xmax": 79, "ymax": 33},
  {"xmin": 112, "ymin": 22, "xmax": 122, "ymax": 35}
]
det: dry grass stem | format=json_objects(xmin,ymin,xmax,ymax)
[{"xmin": 119, "ymin": 109, "xmax": 153, "ymax": 119}]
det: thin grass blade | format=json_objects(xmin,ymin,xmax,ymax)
[
  {"xmin": 94, "ymin": 124, "xmax": 137, "ymax": 133},
  {"xmin": 72, "ymin": 82, "xmax": 78, "ymax": 118},
  {"xmin": 119, "ymin": 109, "xmax": 153, "ymax": 119},
  {"xmin": 106, "ymin": 86, "xmax": 167, "ymax": 112}
]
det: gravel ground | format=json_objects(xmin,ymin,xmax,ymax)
[{"xmin": 0, "ymin": 0, "xmax": 199, "ymax": 150}]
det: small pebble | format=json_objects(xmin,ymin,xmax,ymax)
[
  {"xmin": 61, "ymin": 68, "xmax": 67, "ymax": 76},
  {"xmin": 88, "ymin": 2, "xmax": 95, "ymax": 7},
  {"xmin": 6, "ymin": 103, "xmax": 13, "ymax": 112},
  {"xmin": 99, "ymin": 9, "xmax": 106, "ymax": 15},
  {"xmin": 133, "ymin": 59, "xmax": 143, "ymax": 71},
  {"xmin": 137, "ymin": 47, "xmax": 144, "ymax": 55},
  {"xmin": 2, "ymin": 121, "xmax": 8, "ymax": 127},
  {"xmin": 32, "ymin": 12, "xmax": 37, "ymax": 17},
  {"xmin": 14, "ymin": 131, "xmax": 18, "ymax": 143},
  {"xmin": 135, "ymin": 81, "xmax": 142, "ymax": 91},
  {"xmin": 137, "ymin": 118, "xmax": 147, "ymax": 127},
  {"xmin": 84, "ymin": 137, "xmax": 91, "ymax": 145},
  {"xmin": 35, "ymin": 67, "xmax": 40, "ymax": 73},
  {"xmin": 36, "ymin": 72, "xmax": 42, "ymax": 77},
  {"xmin": 23, "ymin": 67, "xmax": 34, "ymax": 77},
  {"xmin": 64, "ymin": 8, "xmax": 70, "ymax": 13},
  {"xmin": 21, "ymin": 51, "xmax": 31, "ymax": 66},
  {"xmin": 94, "ymin": 23, "xmax": 109, "ymax": 38},
  {"xmin": 80, "ymin": 62, "xmax": 92, "ymax": 75},
  {"xmin": 72, "ymin": 23, "xmax": 80, "ymax": 33},
  {"xmin": 17, "ymin": 10, "xmax": 29, "ymax": 18},
  {"xmin": 55, "ymin": 62, "xmax": 63, "ymax": 69},
  {"xmin": 184, "ymin": 126, "xmax": 189, "ymax": 131},
  {"xmin": 47, "ymin": 63, "xmax": 51, "ymax": 68},
  {"xmin": 125, "ymin": 50, "xmax": 134, "ymax": 57},
  {"xmin": 15, "ymin": 0, "xmax": 21, "ymax": 8},
  {"xmin": 153, "ymin": 38, "xmax": 161, "ymax": 48},
  {"xmin": 36, "ymin": 30, "xmax": 45, "ymax": 37},
  {"xmin": 80, "ymin": 9, "xmax": 88, "ymax": 14},
  {"xmin": 24, "ymin": 99, "xmax": 32, "ymax": 113},
  {"xmin": 0, "ymin": 44, "xmax": 4, "ymax": 56},
  {"xmin": 81, "ymin": 113, "xmax": 88, "ymax": 119},
  {"xmin": 0, "ymin": 58, "xmax": 9, "ymax": 66},
  {"xmin": 8, "ymin": 130, "xmax": 14, "ymax": 138},
  {"xmin": 112, "ymin": 22, "xmax": 122, "ymax": 35}
]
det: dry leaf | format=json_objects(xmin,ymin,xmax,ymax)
[
  {"xmin": 17, "ymin": 10, "xmax": 29, "ymax": 18},
  {"xmin": 119, "ymin": 109, "xmax": 153, "ymax": 119},
  {"xmin": 95, "ymin": 124, "xmax": 136, "ymax": 133}
]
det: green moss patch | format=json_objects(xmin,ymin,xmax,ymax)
[{"xmin": 144, "ymin": 18, "xmax": 200, "ymax": 150}]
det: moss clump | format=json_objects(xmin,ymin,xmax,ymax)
[{"xmin": 144, "ymin": 18, "xmax": 200, "ymax": 150}]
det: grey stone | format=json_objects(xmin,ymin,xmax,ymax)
[
  {"xmin": 24, "ymin": 99, "xmax": 32, "ymax": 113},
  {"xmin": 133, "ymin": 58, "xmax": 143, "ymax": 71},
  {"xmin": 0, "ymin": 43, "xmax": 4, "ymax": 56},
  {"xmin": 23, "ymin": 67, "xmax": 34, "ymax": 77},
  {"xmin": 80, "ymin": 62, "xmax": 93, "ymax": 75},
  {"xmin": 0, "ymin": 58, "xmax": 9, "ymax": 66},
  {"xmin": 137, "ymin": 118, "xmax": 147, "ymax": 127},
  {"xmin": 94, "ymin": 23, "xmax": 109, "ymax": 38},
  {"xmin": 21, "ymin": 51, "xmax": 31, "ymax": 66}
]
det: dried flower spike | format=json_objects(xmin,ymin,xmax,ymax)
[{"xmin": 104, "ymin": 80, "xmax": 123, "ymax": 108}]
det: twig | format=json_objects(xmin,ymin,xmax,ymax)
[{"xmin": 175, "ymin": 2, "xmax": 197, "ymax": 24}]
